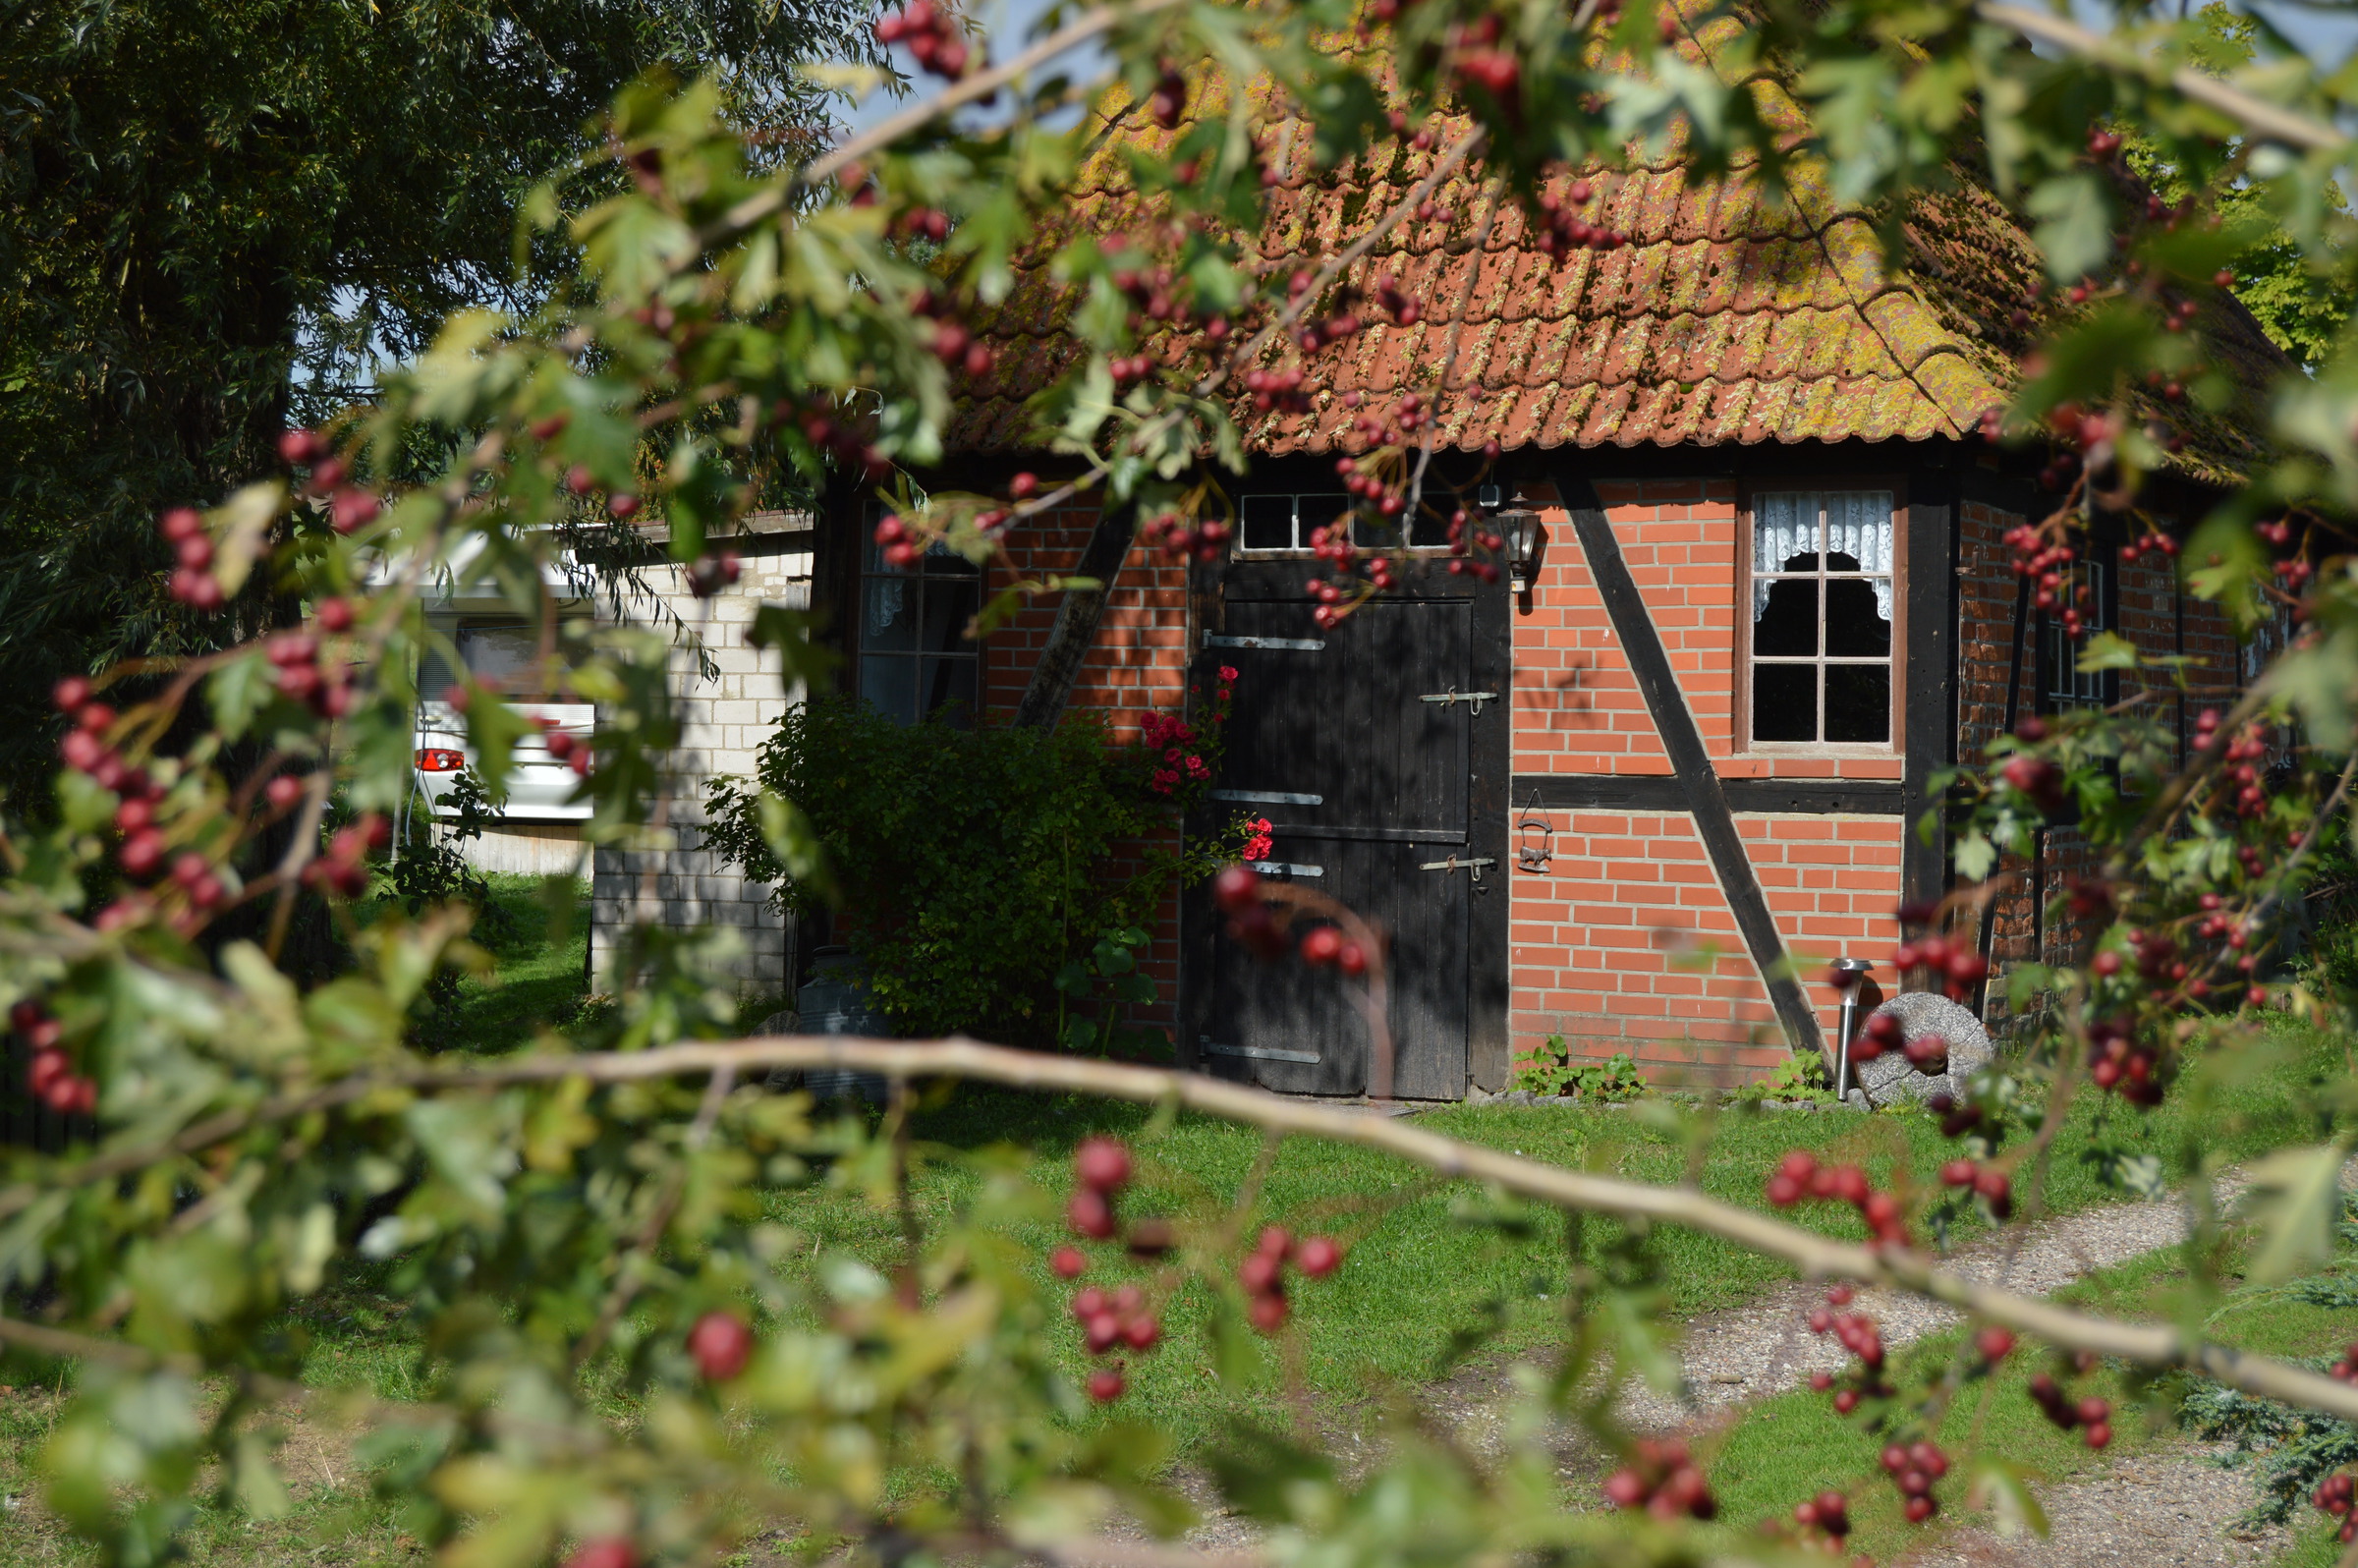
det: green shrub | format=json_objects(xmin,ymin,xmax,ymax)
[{"xmin": 703, "ymin": 699, "xmax": 1212, "ymax": 1043}]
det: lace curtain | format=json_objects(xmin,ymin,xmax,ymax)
[{"xmin": 1753, "ymin": 490, "xmax": 1894, "ymax": 621}]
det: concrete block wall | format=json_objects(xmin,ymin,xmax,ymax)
[
  {"xmin": 1506, "ymin": 476, "xmax": 1909, "ymax": 1088},
  {"xmin": 590, "ymin": 541, "xmax": 812, "ymax": 993}
]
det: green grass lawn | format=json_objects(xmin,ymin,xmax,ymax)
[
  {"xmin": 743, "ymin": 1015, "xmax": 2349, "ymax": 1457},
  {"xmin": 373, "ymin": 872, "xmax": 592, "ymax": 1053}
]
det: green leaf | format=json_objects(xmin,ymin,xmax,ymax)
[
  {"xmin": 1968, "ymin": 1456, "xmax": 2049, "ymax": 1539},
  {"xmin": 2077, "ymin": 632, "xmax": 2141, "ymax": 673},
  {"xmin": 2027, "ymin": 171, "xmax": 2115, "ymax": 283},
  {"xmin": 2241, "ymin": 1142, "xmax": 2348, "ymax": 1282}
]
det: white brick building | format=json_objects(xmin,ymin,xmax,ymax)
[{"xmin": 587, "ymin": 514, "xmax": 814, "ymax": 993}]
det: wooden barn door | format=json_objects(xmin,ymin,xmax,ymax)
[{"xmin": 1184, "ymin": 559, "xmax": 1508, "ymax": 1099}]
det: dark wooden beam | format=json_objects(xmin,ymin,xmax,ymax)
[
  {"xmin": 1544, "ymin": 469, "xmax": 1826, "ymax": 1060},
  {"xmin": 1903, "ymin": 469, "xmax": 1959, "ymax": 913},
  {"xmin": 1013, "ymin": 501, "xmax": 1137, "ymax": 730},
  {"xmin": 1513, "ymin": 774, "xmax": 1906, "ymax": 814}
]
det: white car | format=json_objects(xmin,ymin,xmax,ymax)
[{"xmin": 414, "ymin": 696, "xmax": 594, "ymax": 821}]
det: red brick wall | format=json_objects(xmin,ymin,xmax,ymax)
[
  {"xmin": 1507, "ymin": 477, "xmax": 1908, "ymax": 1089},
  {"xmin": 983, "ymin": 500, "xmax": 1192, "ymax": 1035}
]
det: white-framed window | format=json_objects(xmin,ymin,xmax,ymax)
[{"xmin": 1747, "ymin": 489, "xmax": 1896, "ymax": 747}]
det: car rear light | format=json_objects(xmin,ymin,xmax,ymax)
[{"xmin": 415, "ymin": 749, "xmax": 466, "ymax": 773}]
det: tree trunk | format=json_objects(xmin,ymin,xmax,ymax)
[{"xmin": 1012, "ymin": 501, "xmax": 1136, "ymax": 730}]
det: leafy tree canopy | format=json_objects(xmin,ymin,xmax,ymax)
[{"xmin": 0, "ymin": 0, "xmax": 883, "ymax": 799}]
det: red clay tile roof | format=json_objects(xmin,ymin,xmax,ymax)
[{"xmin": 946, "ymin": 10, "xmax": 2286, "ymax": 479}]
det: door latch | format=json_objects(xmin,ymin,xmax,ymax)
[
  {"xmin": 1418, "ymin": 854, "xmax": 1497, "ymax": 885},
  {"xmin": 1419, "ymin": 688, "xmax": 1498, "ymax": 715}
]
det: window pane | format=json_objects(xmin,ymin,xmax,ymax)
[
  {"xmin": 918, "ymin": 579, "xmax": 980, "ymax": 653},
  {"xmin": 1241, "ymin": 495, "xmax": 1294, "ymax": 551},
  {"xmin": 922, "ymin": 538, "xmax": 979, "ymax": 576},
  {"xmin": 865, "ymin": 578, "xmax": 918, "ymax": 651},
  {"xmin": 922, "ymin": 655, "xmax": 979, "ymax": 725},
  {"xmin": 1409, "ymin": 494, "xmax": 1454, "ymax": 547},
  {"xmin": 1825, "ymin": 663, "xmax": 1891, "ymax": 744},
  {"xmin": 1753, "ymin": 578, "xmax": 1819, "ymax": 656},
  {"xmin": 1824, "ymin": 577, "xmax": 1891, "ymax": 656},
  {"xmin": 1753, "ymin": 663, "xmax": 1816, "ymax": 742},
  {"xmin": 1754, "ymin": 492, "xmax": 1819, "ymax": 579},
  {"xmin": 1825, "ymin": 492, "xmax": 1893, "ymax": 574},
  {"xmin": 1298, "ymin": 493, "xmax": 1351, "ymax": 540},
  {"xmin": 1355, "ymin": 508, "xmax": 1401, "ymax": 550},
  {"xmin": 860, "ymin": 653, "xmax": 918, "ymax": 724},
  {"xmin": 458, "ymin": 624, "xmax": 544, "ymax": 697}
]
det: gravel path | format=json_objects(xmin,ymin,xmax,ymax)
[
  {"xmin": 1616, "ymin": 1181, "xmax": 2235, "ymax": 1430},
  {"xmin": 1897, "ymin": 1445, "xmax": 2296, "ymax": 1568}
]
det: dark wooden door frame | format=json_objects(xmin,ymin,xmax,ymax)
[
  {"xmin": 1543, "ymin": 468, "xmax": 1826, "ymax": 1061},
  {"xmin": 1178, "ymin": 554, "xmax": 1510, "ymax": 1098}
]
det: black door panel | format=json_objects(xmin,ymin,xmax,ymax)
[{"xmin": 1186, "ymin": 555, "xmax": 1506, "ymax": 1099}]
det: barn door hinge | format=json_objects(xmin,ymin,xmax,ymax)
[
  {"xmin": 1419, "ymin": 688, "xmax": 1498, "ymax": 715},
  {"xmin": 1418, "ymin": 854, "xmax": 1497, "ymax": 884}
]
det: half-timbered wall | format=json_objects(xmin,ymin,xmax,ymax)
[{"xmin": 1503, "ymin": 473, "xmax": 1909, "ymax": 1089}]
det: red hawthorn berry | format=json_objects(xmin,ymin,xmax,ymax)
[
  {"xmin": 687, "ymin": 1311, "xmax": 754, "ymax": 1381},
  {"xmin": 1009, "ymin": 472, "xmax": 1039, "ymax": 500},
  {"xmin": 1071, "ymin": 1286, "xmax": 1108, "ymax": 1320},
  {"xmin": 1068, "ymin": 1188, "xmax": 1117, "ymax": 1240},
  {"xmin": 1976, "ymin": 1326, "xmax": 2015, "ymax": 1363},
  {"xmin": 1299, "ymin": 925, "xmax": 1343, "ymax": 966},
  {"xmin": 1940, "ymin": 1158, "xmax": 1977, "ymax": 1187},
  {"xmin": 1238, "ymin": 1253, "xmax": 1282, "ymax": 1294},
  {"xmin": 158, "ymin": 506, "xmax": 204, "ymax": 541},
  {"xmin": 1050, "ymin": 1245, "xmax": 1087, "ymax": 1278},
  {"xmin": 1335, "ymin": 942, "xmax": 1367, "ymax": 977},
  {"xmin": 1247, "ymin": 1292, "xmax": 1289, "ymax": 1333},
  {"xmin": 277, "ymin": 428, "xmax": 326, "ymax": 467},
  {"xmin": 1602, "ymin": 1468, "xmax": 1648, "ymax": 1508},
  {"xmin": 566, "ymin": 1541, "xmax": 639, "ymax": 1568},
  {"xmin": 267, "ymin": 774, "xmax": 308, "ymax": 812},
  {"xmin": 1211, "ymin": 864, "xmax": 1261, "ymax": 913},
  {"xmin": 1766, "ymin": 1173, "xmax": 1804, "ymax": 1207},
  {"xmin": 1087, "ymin": 1367, "xmax": 1126, "ymax": 1402},
  {"xmin": 315, "ymin": 596, "xmax": 355, "ymax": 633},
  {"xmin": 1832, "ymin": 1389, "xmax": 1860, "ymax": 1414},
  {"xmin": 1296, "ymin": 1236, "xmax": 1342, "ymax": 1277},
  {"xmin": 119, "ymin": 830, "xmax": 166, "ymax": 880},
  {"xmin": 1074, "ymin": 1136, "xmax": 1133, "ymax": 1193},
  {"xmin": 1256, "ymin": 1225, "xmax": 1291, "ymax": 1259},
  {"xmin": 52, "ymin": 676, "xmax": 91, "ymax": 712},
  {"xmin": 608, "ymin": 493, "xmax": 640, "ymax": 519},
  {"xmin": 1903, "ymin": 1495, "xmax": 1937, "ymax": 1524},
  {"xmin": 1121, "ymin": 1314, "xmax": 1161, "ymax": 1351},
  {"xmin": 1084, "ymin": 1312, "xmax": 1121, "ymax": 1353}
]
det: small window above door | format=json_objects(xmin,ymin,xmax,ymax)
[{"xmin": 1237, "ymin": 491, "xmax": 1456, "ymax": 554}]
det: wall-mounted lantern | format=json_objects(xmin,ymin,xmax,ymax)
[{"xmin": 1499, "ymin": 502, "xmax": 1545, "ymax": 593}]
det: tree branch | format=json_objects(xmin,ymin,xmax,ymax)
[
  {"xmin": 22, "ymin": 1035, "xmax": 2358, "ymax": 1425},
  {"xmin": 1978, "ymin": 2, "xmax": 2345, "ymax": 153}
]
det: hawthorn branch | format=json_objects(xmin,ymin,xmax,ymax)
[
  {"xmin": 21, "ymin": 1036, "xmax": 2358, "ymax": 1426},
  {"xmin": 1977, "ymin": 2, "xmax": 2344, "ymax": 153}
]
